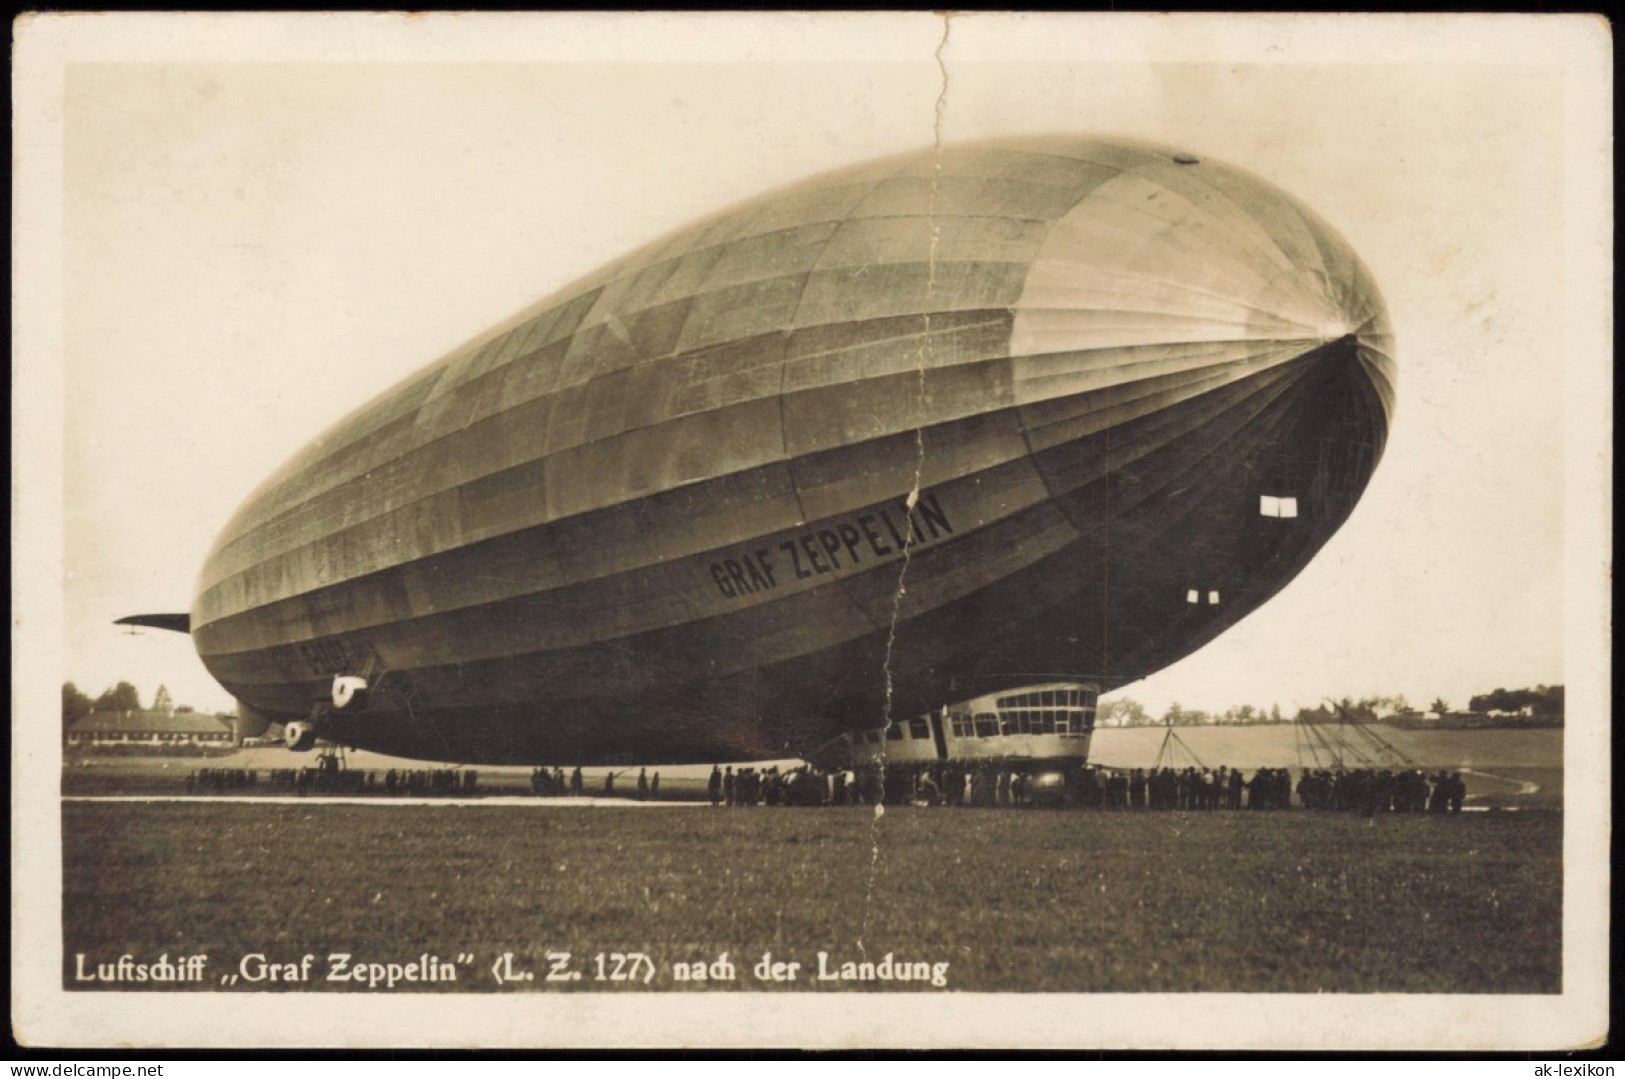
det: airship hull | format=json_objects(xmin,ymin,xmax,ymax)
[{"xmin": 189, "ymin": 137, "xmax": 1394, "ymax": 765}]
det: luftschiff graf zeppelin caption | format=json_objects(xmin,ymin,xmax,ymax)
[{"xmin": 71, "ymin": 950, "xmax": 951, "ymax": 989}]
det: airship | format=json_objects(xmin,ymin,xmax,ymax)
[{"xmin": 122, "ymin": 135, "xmax": 1395, "ymax": 767}]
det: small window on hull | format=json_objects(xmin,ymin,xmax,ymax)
[
  {"xmin": 1186, "ymin": 589, "xmax": 1199, "ymax": 604},
  {"xmin": 1261, "ymin": 495, "xmax": 1300, "ymax": 518},
  {"xmin": 1208, "ymin": 591, "xmax": 1220, "ymax": 605}
]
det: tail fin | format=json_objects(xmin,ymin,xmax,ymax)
[{"xmin": 114, "ymin": 613, "xmax": 190, "ymax": 634}]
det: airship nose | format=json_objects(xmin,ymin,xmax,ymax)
[
  {"xmin": 1327, "ymin": 314, "xmax": 1397, "ymax": 436},
  {"xmin": 1007, "ymin": 148, "xmax": 1396, "ymax": 449}
]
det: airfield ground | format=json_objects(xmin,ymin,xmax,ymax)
[{"xmin": 62, "ymin": 802, "xmax": 1560, "ymax": 994}]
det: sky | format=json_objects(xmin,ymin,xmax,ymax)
[{"xmin": 30, "ymin": 13, "xmax": 1609, "ymax": 721}]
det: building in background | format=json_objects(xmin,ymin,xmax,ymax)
[{"xmin": 66, "ymin": 708, "xmax": 235, "ymax": 752}]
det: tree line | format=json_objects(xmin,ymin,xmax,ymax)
[
  {"xmin": 62, "ymin": 677, "xmax": 1563, "ymax": 735},
  {"xmin": 1467, "ymin": 684, "xmax": 1563, "ymax": 716},
  {"xmin": 62, "ymin": 681, "xmax": 188, "ymax": 734},
  {"xmin": 1100, "ymin": 685, "xmax": 1562, "ymax": 728}
]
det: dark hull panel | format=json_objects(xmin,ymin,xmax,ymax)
[{"xmin": 190, "ymin": 137, "xmax": 1394, "ymax": 765}]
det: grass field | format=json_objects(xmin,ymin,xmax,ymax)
[{"xmin": 62, "ymin": 802, "xmax": 1561, "ymax": 994}]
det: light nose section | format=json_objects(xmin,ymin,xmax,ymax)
[{"xmin": 1006, "ymin": 147, "xmax": 1395, "ymax": 440}]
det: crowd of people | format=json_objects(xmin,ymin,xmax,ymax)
[
  {"xmin": 1116, "ymin": 765, "xmax": 1295, "ymax": 810},
  {"xmin": 185, "ymin": 764, "xmax": 479, "ymax": 796},
  {"xmin": 696, "ymin": 761, "xmax": 1474, "ymax": 812},
  {"xmin": 183, "ymin": 759, "xmax": 1472, "ymax": 812},
  {"xmin": 705, "ymin": 764, "xmax": 829, "ymax": 806},
  {"xmin": 1297, "ymin": 768, "xmax": 1467, "ymax": 815},
  {"xmin": 528, "ymin": 765, "xmax": 669, "ymax": 799},
  {"xmin": 186, "ymin": 767, "xmax": 258, "ymax": 794}
]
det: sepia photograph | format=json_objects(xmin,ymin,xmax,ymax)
[{"xmin": 12, "ymin": 11, "xmax": 1611, "ymax": 1051}]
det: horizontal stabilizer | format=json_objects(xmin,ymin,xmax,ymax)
[{"xmin": 115, "ymin": 613, "xmax": 191, "ymax": 634}]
